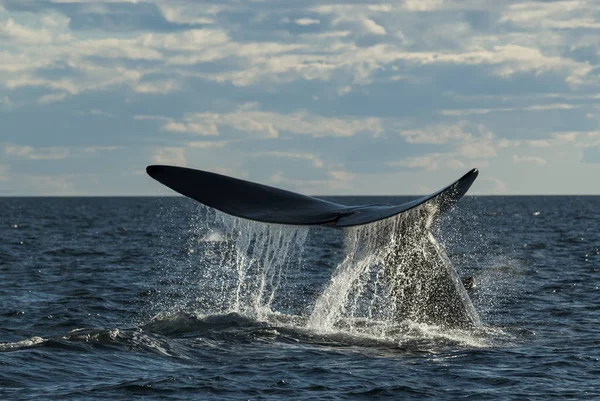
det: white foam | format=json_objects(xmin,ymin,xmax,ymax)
[{"xmin": 0, "ymin": 336, "xmax": 46, "ymax": 351}]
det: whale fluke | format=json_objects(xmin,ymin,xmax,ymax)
[
  {"xmin": 147, "ymin": 164, "xmax": 482, "ymax": 328},
  {"xmin": 146, "ymin": 165, "xmax": 478, "ymax": 228}
]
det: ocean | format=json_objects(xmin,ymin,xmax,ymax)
[{"xmin": 1, "ymin": 196, "xmax": 599, "ymax": 400}]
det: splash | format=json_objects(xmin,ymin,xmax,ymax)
[
  {"xmin": 174, "ymin": 210, "xmax": 309, "ymax": 320},
  {"xmin": 158, "ymin": 202, "xmax": 482, "ymax": 342},
  {"xmin": 308, "ymin": 204, "xmax": 481, "ymax": 335},
  {"xmin": 220, "ymin": 216, "xmax": 309, "ymax": 319}
]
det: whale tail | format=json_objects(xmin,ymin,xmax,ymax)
[
  {"xmin": 147, "ymin": 164, "xmax": 481, "ymax": 328},
  {"xmin": 146, "ymin": 165, "xmax": 478, "ymax": 228}
]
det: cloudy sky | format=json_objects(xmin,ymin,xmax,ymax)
[{"xmin": 1, "ymin": 0, "xmax": 599, "ymax": 196}]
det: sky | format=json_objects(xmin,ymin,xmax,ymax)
[{"xmin": 0, "ymin": 0, "xmax": 599, "ymax": 196}]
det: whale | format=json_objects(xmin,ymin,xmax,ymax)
[{"xmin": 147, "ymin": 165, "xmax": 481, "ymax": 328}]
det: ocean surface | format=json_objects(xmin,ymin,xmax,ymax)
[{"xmin": 1, "ymin": 195, "xmax": 599, "ymax": 400}]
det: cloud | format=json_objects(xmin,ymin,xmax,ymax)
[
  {"xmin": 387, "ymin": 150, "xmax": 486, "ymax": 173},
  {"xmin": 402, "ymin": 0, "xmax": 445, "ymax": 12},
  {"xmin": 328, "ymin": 169, "xmax": 356, "ymax": 182},
  {"xmin": 446, "ymin": 158, "xmax": 467, "ymax": 170},
  {"xmin": 295, "ymin": 18, "xmax": 320, "ymax": 26},
  {"xmin": 0, "ymin": 18, "xmax": 53, "ymax": 44},
  {"xmin": 38, "ymin": 92, "xmax": 68, "ymax": 103},
  {"xmin": 484, "ymin": 176, "xmax": 508, "ymax": 195},
  {"xmin": 3, "ymin": 1, "xmax": 202, "ymax": 32},
  {"xmin": 360, "ymin": 18, "xmax": 386, "ymax": 36},
  {"xmin": 441, "ymin": 103, "xmax": 580, "ymax": 116},
  {"xmin": 83, "ymin": 146, "xmax": 121, "ymax": 153},
  {"xmin": 459, "ymin": 141, "xmax": 497, "ymax": 159},
  {"xmin": 553, "ymin": 131, "xmax": 580, "ymax": 142},
  {"xmin": 187, "ymin": 140, "xmax": 231, "ymax": 149},
  {"xmin": 25, "ymin": 174, "xmax": 78, "ymax": 196},
  {"xmin": 132, "ymin": 80, "xmax": 180, "ymax": 94},
  {"xmin": 2, "ymin": 0, "xmax": 595, "ymax": 109},
  {"xmin": 388, "ymin": 155, "xmax": 440, "ymax": 171},
  {"xmin": 500, "ymin": 1, "xmax": 599, "ymax": 29},
  {"xmin": 262, "ymin": 168, "xmax": 357, "ymax": 193},
  {"xmin": 253, "ymin": 151, "xmax": 325, "ymax": 168},
  {"xmin": 397, "ymin": 121, "xmax": 498, "ymax": 163},
  {"xmin": 162, "ymin": 120, "xmax": 221, "ymax": 137},
  {"xmin": 158, "ymin": 4, "xmax": 216, "ymax": 26},
  {"xmin": 498, "ymin": 139, "xmax": 553, "ymax": 148},
  {"xmin": 1, "ymin": 0, "xmax": 600, "ymax": 195},
  {"xmin": 161, "ymin": 104, "xmax": 384, "ymax": 139},
  {"xmin": 399, "ymin": 122, "xmax": 473, "ymax": 144},
  {"xmin": 1, "ymin": 96, "xmax": 14, "ymax": 111},
  {"xmin": 4, "ymin": 144, "xmax": 70, "ymax": 160},
  {"xmin": 152, "ymin": 147, "xmax": 186, "ymax": 166},
  {"xmin": 512, "ymin": 154, "xmax": 547, "ymax": 166}
]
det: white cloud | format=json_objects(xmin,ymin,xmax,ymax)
[
  {"xmin": 552, "ymin": 131, "xmax": 600, "ymax": 146},
  {"xmin": 1, "ymin": 95, "xmax": 14, "ymax": 111},
  {"xmin": 388, "ymin": 150, "xmax": 487, "ymax": 173},
  {"xmin": 83, "ymin": 146, "xmax": 121, "ymax": 153},
  {"xmin": 402, "ymin": 0, "xmax": 445, "ymax": 11},
  {"xmin": 187, "ymin": 141, "xmax": 231, "ymax": 149},
  {"xmin": 158, "ymin": 4, "xmax": 216, "ymax": 25},
  {"xmin": 512, "ymin": 155, "xmax": 547, "ymax": 166},
  {"xmin": 5, "ymin": 145, "xmax": 70, "ymax": 160},
  {"xmin": 0, "ymin": 18, "xmax": 53, "ymax": 44},
  {"xmin": 6, "ymin": 64, "xmax": 144, "ymax": 99},
  {"xmin": 295, "ymin": 18, "xmax": 320, "ymax": 26},
  {"xmin": 361, "ymin": 19, "xmax": 386, "ymax": 35},
  {"xmin": 152, "ymin": 147, "xmax": 187, "ymax": 166},
  {"xmin": 328, "ymin": 169, "xmax": 356, "ymax": 182},
  {"xmin": 553, "ymin": 131, "xmax": 580, "ymax": 142},
  {"xmin": 254, "ymin": 151, "xmax": 324, "ymax": 168},
  {"xmin": 38, "ymin": 92, "xmax": 68, "ymax": 104},
  {"xmin": 399, "ymin": 122, "xmax": 497, "ymax": 161},
  {"xmin": 388, "ymin": 155, "xmax": 440, "ymax": 172},
  {"xmin": 498, "ymin": 139, "xmax": 553, "ymax": 148},
  {"xmin": 77, "ymin": 109, "xmax": 115, "ymax": 118},
  {"xmin": 163, "ymin": 104, "xmax": 383, "ymax": 138},
  {"xmin": 1, "ymin": 0, "xmax": 599, "ymax": 195},
  {"xmin": 264, "ymin": 171, "xmax": 356, "ymax": 193},
  {"xmin": 269, "ymin": 171, "xmax": 285, "ymax": 185},
  {"xmin": 162, "ymin": 120, "xmax": 220, "ymax": 136},
  {"xmin": 446, "ymin": 159, "xmax": 466, "ymax": 170},
  {"xmin": 1, "ymin": 1, "xmax": 593, "ymax": 105},
  {"xmin": 441, "ymin": 103, "xmax": 580, "ymax": 116},
  {"xmin": 134, "ymin": 115, "xmax": 171, "ymax": 122},
  {"xmin": 400, "ymin": 122, "xmax": 472, "ymax": 145},
  {"xmin": 459, "ymin": 142, "xmax": 497, "ymax": 159},
  {"xmin": 501, "ymin": 1, "xmax": 597, "ymax": 29},
  {"xmin": 75, "ymin": 37, "xmax": 163, "ymax": 60},
  {"xmin": 10, "ymin": 174, "xmax": 80, "ymax": 196},
  {"xmin": 132, "ymin": 80, "xmax": 180, "ymax": 94},
  {"xmin": 485, "ymin": 177, "xmax": 508, "ymax": 195}
]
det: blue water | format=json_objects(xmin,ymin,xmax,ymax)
[{"xmin": 1, "ymin": 196, "xmax": 599, "ymax": 400}]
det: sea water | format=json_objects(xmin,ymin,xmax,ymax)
[{"xmin": 1, "ymin": 196, "xmax": 599, "ymax": 399}]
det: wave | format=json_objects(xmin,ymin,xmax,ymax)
[{"xmin": 0, "ymin": 310, "xmax": 515, "ymax": 357}]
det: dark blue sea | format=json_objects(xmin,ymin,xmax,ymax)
[{"xmin": 1, "ymin": 196, "xmax": 599, "ymax": 400}]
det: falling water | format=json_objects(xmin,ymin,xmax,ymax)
[
  {"xmin": 307, "ymin": 204, "xmax": 481, "ymax": 334},
  {"xmin": 184, "ymin": 210, "xmax": 309, "ymax": 320},
  {"xmin": 221, "ymin": 216, "xmax": 309, "ymax": 319},
  {"xmin": 177, "ymin": 203, "xmax": 479, "ymax": 336}
]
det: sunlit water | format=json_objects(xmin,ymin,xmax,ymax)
[{"xmin": 1, "ymin": 196, "xmax": 599, "ymax": 399}]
